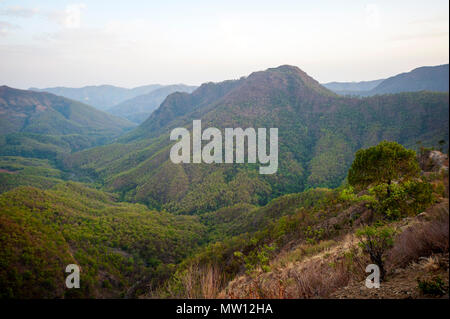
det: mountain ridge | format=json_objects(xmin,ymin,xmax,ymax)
[
  {"xmin": 0, "ymin": 86, "xmax": 134, "ymax": 135},
  {"xmin": 64, "ymin": 65, "xmax": 449, "ymax": 214},
  {"xmin": 30, "ymin": 84, "xmax": 164, "ymax": 111},
  {"xmin": 0, "ymin": 86, "xmax": 136, "ymax": 157},
  {"xmin": 323, "ymin": 64, "xmax": 449, "ymax": 96},
  {"xmin": 124, "ymin": 65, "xmax": 337, "ymax": 142},
  {"xmin": 369, "ymin": 64, "xmax": 449, "ymax": 95}
]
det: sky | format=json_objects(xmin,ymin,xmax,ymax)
[{"xmin": 0, "ymin": 0, "xmax": 448, "ymax": 89}]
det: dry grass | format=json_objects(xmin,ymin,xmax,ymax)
[
  {"xmin": 224, "ymin": 257, "xmax": 356, "ymax": 299},
  {"xmin": 166, "ymin": 264, "xmax": 225, "ymax": 299},
  {"xmin": 274, "ymin": 240, "xmax": 337, "ymax": 267},
  {"xmin": 223, "ymin": 235, "xmax": 369, "ymax": 299},
  {"xmin": 287, "ymin": 259, "xmax": 351, "ymax": 298},
  {"xmin": 200, "ymin": 265, "xmax": 223, "ymax": 299},
  {"xmin": 387, "ymin": 203, "xmax": 449, "ymax": 271}
]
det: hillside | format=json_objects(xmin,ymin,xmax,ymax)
[
  {"xmin": 107, "ymin": 84, "xmax": 197, "ymax": 124},
  {"xmin": 64, "ymin": 65, "xmax": 449, "ymax": 214},
  {"xmin": 0, "ymin": 182, "xmax": 205, "ymax": 298},
  {"xmin": 368, "ymin": 64, "xmax": 449, "ymax": 95},
  {"xmin": 326, "ymin": 64, "xmax": 449, "ymax": 97},
  {"xmin": 30, "ymin": 84, "xmax": 163, "ymax": 111},
  {"xmin": 1, "ymin": 144, "xmax": 448, "ymax": 299},
  {"xmin": 0, "ymin": 86, "xmax": 136, "ymax": 158},
  {"xmin": 150, "ymin": 148, "xmax": 449, "ymax": 299},
  {"xmin": 0, "ymin": 156, "xmax": 67, "ymax": 194}
]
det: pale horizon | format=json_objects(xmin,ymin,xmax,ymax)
[{"xmin": 1, "ymin": 0, "xmax": 449, "ymax": 89}]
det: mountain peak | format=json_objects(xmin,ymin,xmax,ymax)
[
  {"xmin": 0, "ymin": 85, "xmax": 36, "ymax": 97},
  {"xmin": 268, "ymin": 64, "xmax": 302, "ymax": 72},
  {"xmin": 226, "ymin": 65, "xmax": 336, "ymax": 102},
  {"xmin": 0, "ymin": 85, "xmax": 15, "ymax": 91}
]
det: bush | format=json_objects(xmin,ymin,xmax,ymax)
[
  {"xmin": 339, "ymin": 186, "xmax": 376, "ymax": 204},
  {"xmin": 235, "ymin": 244, "xmax": 277, "ymax": 275},
  {"xmin": 417, "ymin": 276, "xmax": 447, "ymax": 296},
  {"xmin": 369, "ymin": 180, "xmax": 434, "ymax": 220},
  {"xmin": 356, "ymin": 225, "xmax": 396, "ymax": 280}
]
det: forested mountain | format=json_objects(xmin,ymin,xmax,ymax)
[
  {"xmin": 30, "ymin": 84, "xmax": 163, "ymax": 111},
  {"xmin": 107, "ymin": 84, "xmax": 197, "ymax": 124},
  {"xmin": 1, "ymin": 64, "xmax": 449, "ymax": 299},
  {"xmin": 64, "ymin": 65, "xmax": 449, "ymax": 214},
  {"xmin": 0, "ymin": 86, "xmax": 136, "ymax": 158},
  {"xmin": 368, "ymin": 64, "xmax": 449, "ymax": 95},
  {"xmin": 324, "ymin": 64, "xmax": 449, "ymax": 96}
]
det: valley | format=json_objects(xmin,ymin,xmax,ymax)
[{"xmin": 0, "ymin": 64, "xmax": 448, "ymax": 299}]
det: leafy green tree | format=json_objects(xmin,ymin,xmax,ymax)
[{"xmin": 348, "ymin": 141, "xmax": 420, "ymax": 196}]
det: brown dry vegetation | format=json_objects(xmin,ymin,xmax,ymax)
[
  {"xmin": 163, "ymin": 264, "xmax": 225, "ymax": 299},
  {"xmin": 386, "ymin": 199, "xmax": 449, "ymax": 270},
  {"xmin": 220, "ymin": 196, "xmax": 449, "ymax": 299}
]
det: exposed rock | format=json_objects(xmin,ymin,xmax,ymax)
[
  {"xmin": 419, "ymin": 150, "xmax": 449, "ymax": 173},
  {"xmin": 417, "ymin": 212, "xmax": 429, "ymax": 220}
]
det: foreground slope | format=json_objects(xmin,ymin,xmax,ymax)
[{"xmin": 151, "ymin": 149, "xmax": 448, "ymax": 299}]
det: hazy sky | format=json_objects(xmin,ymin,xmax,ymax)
[{"xmin": 0, "ymin": 0, "xmax": 448, "ymax": 89}]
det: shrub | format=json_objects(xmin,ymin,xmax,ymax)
[
  {"xmin": 356, "ymin": 225, "xmax": 396, "ymax": 280},
  {"xmin": 369, "ymin": 180, "xmax": 434, "ymax": 220},
  {"xmin": 417, "ymin": 276, "xmax": 447, "ymax": 296},
  {"xmin": 235, "ymin": 244, "xmax": 277, "ymax": 275},
  {"xmin": 339, "ymin": 186, "xmax": 376, "ymax": 205}
]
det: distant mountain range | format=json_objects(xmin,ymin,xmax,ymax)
[
  {"xmin": 29, "ymin": 84, "xmax": 164, "ymax": 111},
  {"xmin": 107, "ymin": 84, "xmax": 197, "ymax": 124},
  {"xmin": 28, "ymin": 64, "xmax": 448, "ymax": 127},
  {"xmin": 322, "ymin": 79, "xmax": 384, "ymax": 95},
  {"xmin": 323, "ymin": 64, "xmax": 449, "ymax": 96},
  {"xmin": 0, "ymin": 86, "xmax": 136, "ymax": 158}
]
